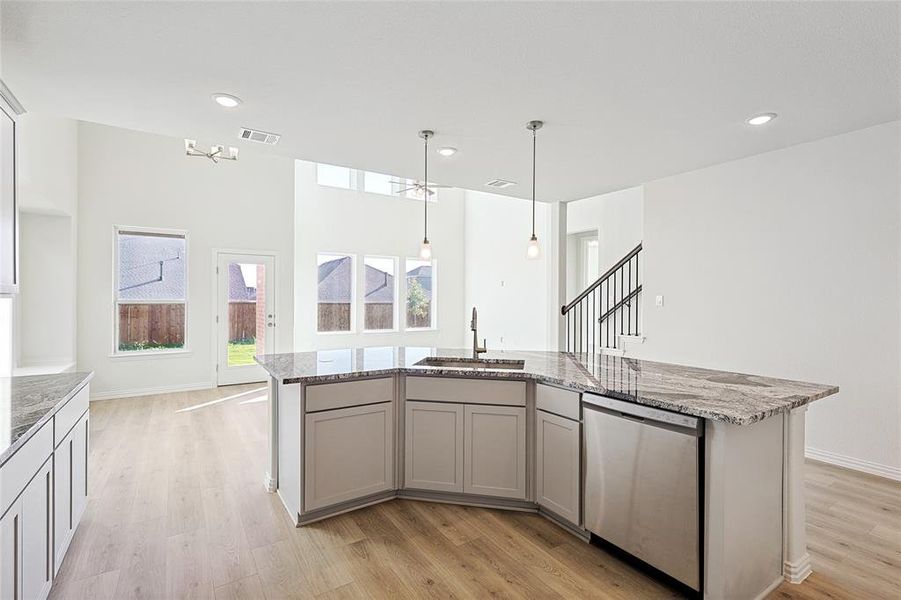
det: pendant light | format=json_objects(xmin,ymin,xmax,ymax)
[
  {"xmin": 526, "ymin": 120, "xmax": 543, "ymax": 259},
  {"xmin": 418, "ymin": 129, "xmax": 434, "ymax": 260}
]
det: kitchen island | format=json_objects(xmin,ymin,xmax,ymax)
[{"xmin": 256, "ymin": 347, "xmax": 838, "ymax": 600}]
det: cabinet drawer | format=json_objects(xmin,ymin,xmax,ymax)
[
  {"xmin": 0, "ymin": 420, "xmax": 53, "ymax": 517},
  {"xmin": 536, "ymin": 384, "xmax": 580, "ymax": 421},
  {"xmin": 305, "ymin": 377, "xmax": 394, "ymax": 413},
  {"xmin": 406, "ymin": 376, "xmax": 526, "ymax": 407},
  {"xmin": 54, "ymin": 383, "xmax": 89, "ymax": 448}
]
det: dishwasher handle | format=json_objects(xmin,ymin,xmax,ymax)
[{"xmin": 583, "ymin": 393, "xmax": 702, "ymax": 436}]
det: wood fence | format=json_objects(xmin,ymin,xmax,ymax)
[
  {"xmin": 118, "ymin": 303, "xmax": 185, "ymax": 346},
  {"xmin": 228, "ymin": 302, "xmax": 257, "ymax": 342}
]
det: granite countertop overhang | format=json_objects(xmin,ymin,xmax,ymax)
[
  {"xmin": 0, "ymin": 371, "xmax": 94, "ymax": 465},
  {"xmin": 255, "ymin": 348, "xmax": 838, "ymax": 426}
]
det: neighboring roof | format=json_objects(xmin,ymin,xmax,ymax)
[
  {"xmin": 317, "ymin": 257, "xmax": 353, "ymax": 304},
  {"xmin": 118, "ymin": 233, "xmax": 186, "ymax": 300},
  {"xmin": 318, "ymin": 257, "xmax": 407, "ymax": 304},
  {"xmin": 228, "ymin": 263, "xmax": 257, "ymax": 302}
]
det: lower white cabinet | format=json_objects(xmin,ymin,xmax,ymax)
[
  {"xmin": 304, "ymin": 402, "xmax": 395, "ymax": 511},
  {"xmin": 463, "ymin": 405, "xmax": 527, "ymax": 499},
  {"xmin": 1, "ymin": 457, "xmax": 53, "ymax": 600},
  {"xmin": 404, "ymin": 402, "xmax": 464, "ymax": 493},
  {"xmin": 535, "ymin": 409, "xmax": 580, "ymax": 525},
  {"xmin": 54, "ymin": 411, "xmax": 88, "ymax": 574}
]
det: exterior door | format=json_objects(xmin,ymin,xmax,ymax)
[{"xmin": 216, "ymin": 252, "xmax": 276, "ymax": 385}]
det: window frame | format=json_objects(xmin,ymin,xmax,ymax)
[
  {"xmin": 111, "ymin": 225, "xmax": 190, "ymax": 357},
  {"xmin": 316, "ymin": 251, "xmax": 357, "ymax": 335},
  {"xmin": 403, "ymin": 257, "xmax": 437, "ymax": 331},
  {"xmin": 362, "ymin": 255, "xmax": 399, "ymax": 333}
]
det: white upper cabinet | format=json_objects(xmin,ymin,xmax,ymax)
[{"xmin": 0, "ymin": 80, "xmax": 23, "ymax": 295}]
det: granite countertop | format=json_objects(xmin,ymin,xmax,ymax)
[
  {"xmin": 0, "ymin": 371, "xmax": 94, "ymax": 465},
  {"xmin": 255, "ymin": 347, "xmax": 838, "ymax": 425}
]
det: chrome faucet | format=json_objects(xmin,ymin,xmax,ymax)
[{"xmin": 470, "ymin": 306, "xmax": 487, "ymax": 358}]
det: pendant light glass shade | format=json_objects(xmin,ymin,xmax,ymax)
[
  {"xmin": 419, "ymin": 238, "xmax": 432, "ymax": 260},
  {"xmin": 526, "ymin": 120, "xmax": 543, "ymax": 260},
  {"xmin": 526, "ymin": 234, "xmax": 540, "ymax": 259}
]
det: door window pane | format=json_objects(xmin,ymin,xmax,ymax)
[
  {"xmin": 116, "ymin": 230, "xmax": 186, "ymax": 352},
  {"xmin": 316, "ymin": 163, "xmax": 353, "ymax": 189},
  {"xmin": 317, "ymin": 253, "xmax": 353, "ymax": 332},
  {"xmin": 405, "ymin": 259, "xmax": 434, "ymax": 329},
  {"xmin": 364, "ymin": 257, "xmax": 396, "ymax": 331},
  {"xmin": 227, "ymin": 262, "xmax": 265, "ymax": 366}
]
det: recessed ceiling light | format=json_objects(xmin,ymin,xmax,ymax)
[
  {"xmin": 212, "ymin": 93, "xmax": 242, "ymax": 108},
  {"xmin": 746, "ymin": 113, "xmax": 777, "ymax": 126},
  {"xmin": 437, "ymin": 147, "xmax": 457, "ymax": 157}
]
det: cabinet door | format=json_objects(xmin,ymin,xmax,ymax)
[
  {"xmin": 71, "ymin": 413, "xmax": 89, "ymax": 527},
  {"xmin": 304, "ymin": 402, "xmax": 394, "ymax": 512},
  {"xmin": 404, "ymin": 401, "xmax": 464, "ymax": 493},
  {"xmin": 53, "ymin": 430, "xmax": 73, "ymax": 576},
  {"xmin": 0, "ymin": 500, "xmax": 23, "ymax": 600},
  {"xmin": 22, "ymin": 460, "xmax": 52, "ymax": 600},
  {"xmin": 464, "ymin": 405, "xmax": 526, "ymax": 499},
  {"xmin": 536, "ymin": 410, "xmax": 580, "ymax": 526}
]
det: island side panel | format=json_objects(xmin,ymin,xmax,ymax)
[
  {"xmin": 266, "ymin": 376, "xmax": 278, "ymax": 492},
  {"xmin": 704, "ymin": 415, "xmax": 784, "ymax": 600},
  {"xmin": 783, "ymin": 406, "xmax": 811, "ymax": 583},
  {"xmin": 276, "ymin": 380, "xmax": 301, "ymax": 524}
]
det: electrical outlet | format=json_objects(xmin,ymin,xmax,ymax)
[{"xmin": 655, "ymin": 295, "xmax": 664, "ymax": 307}]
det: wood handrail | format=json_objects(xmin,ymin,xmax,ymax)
[{"xmin": 561, "ymin": 242, "xmax": 642, "ymax": 314}]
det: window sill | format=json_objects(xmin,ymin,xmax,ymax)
[
  {"xmin": 109, "ymin": 349, "xmax": 192, "ymax": 360},
  {"xmin": 362, "ymin": 329, "xmax": 399, "ymax": 334},
  {"xmin": 316, "ymin": 330, "xmax": 356, "ymax": 336},
  {"xmin": 404, "ymin": 327, "xmax": 437, "ymax": 332}
]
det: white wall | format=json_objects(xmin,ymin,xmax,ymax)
[
  {"xmin": 14, "ymin": 113, "xmax": 79, "ymax": 371},
  {"xmin": 634, "ymin": 121, "xmax": 901, "ymax": 476},
  {"xmin": 294, "ymin": 160, "xmax": 466, "ymax": 351},
  {"xmin": 78, "ymin": 122, "xmax": 295, "ymax": 397},
  {"xmin": 464, "ymin": 190, "xmax": 550, "ymax": 351},
  {"xmin": 566, "ymin": 186, "xmax": 643, "ymax": 300}
]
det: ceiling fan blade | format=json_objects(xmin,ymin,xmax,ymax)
[{"xmin": 396, "ymin": 187, "xmax": 416, "ymax": 194}]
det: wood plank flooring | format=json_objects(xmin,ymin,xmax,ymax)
[{"xmin": 48, "ymin": 384, "xmax": 899, "ymax": 599}]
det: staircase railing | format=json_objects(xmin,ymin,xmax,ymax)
[{"xmin": 561, "ymin": 242, "xmax": 642, "ymax": 354}]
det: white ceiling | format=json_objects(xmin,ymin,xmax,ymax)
[{"xmin": 2, "ymin": 1, "xmax": 899, "ymax": 202}]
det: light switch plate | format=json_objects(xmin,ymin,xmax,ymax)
[{"xmin": 655, "ymin": 295, "xmax": 664, "ymax": 307}]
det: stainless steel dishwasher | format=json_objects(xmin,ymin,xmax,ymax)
[{"xmin": 583, "ymin": 393, "xmax": 702, "ymax": 592}]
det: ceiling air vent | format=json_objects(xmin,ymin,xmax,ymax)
[
  {"xmin": 238, "ymin": 127, "xmax": 281, "ymax": 145},
  {"xmin": 485, "ymin": 178, "xmax": 516, "ymax": 189}
]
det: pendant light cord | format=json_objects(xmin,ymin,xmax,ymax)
[
  {"xmin": 531, "ymin": 127, "xmax": 536, "ymax": 237},
  {"xmin": 423, "ymin": 134, "xmax": 429, "ymax": 242}
]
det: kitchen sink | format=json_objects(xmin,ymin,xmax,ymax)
[{"xmin": 415, "ymin": 357, "xmax": 526, "ymax": 370}]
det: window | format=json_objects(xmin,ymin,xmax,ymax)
[
  {"xmin": 316, "ymin": 164, "xmax": 354, "ymax": 189},
  {"xmin": 114, "ymin": 228, "xmax": 187, "ymax": 353},
  {"xmin": 363, "ymin": 256, "xmax": 397, "ymax": 331},
  {"xmin": 317, "ymin": 253, "xmax": 354, "ymax": 332},
  {"xmin": 405, "ymin": 259, "xmax": 435, "ymax": 329},
  {"xmin": 363, "ymin": 171, "xmax": 394, "ymax": 196}
]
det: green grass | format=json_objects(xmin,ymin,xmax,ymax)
[{"xmin": 228, "ymin": 340, "xmax": 257, "ymax": 366}]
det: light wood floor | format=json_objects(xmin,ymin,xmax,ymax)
[{"xmin": 47, "ymin": 384, "xmax": 899, "ymax": 600}]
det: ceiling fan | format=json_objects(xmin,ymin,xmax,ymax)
[{"xmin": 388, "ymin": 179, "xmax": 452, "ymax": 196}]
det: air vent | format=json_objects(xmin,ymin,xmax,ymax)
[
  {"xmin": 238, "ymin": 127, "xmax": 281, "ymax": 145},
  {"xmin": 485, "ymin": 178, "xmax": 516, "ymax": 189}
]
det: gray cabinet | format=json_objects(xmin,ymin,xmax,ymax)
[
  {"xmin": 1, "ymin": 458, "xmax": 53, "ymax": 600},
  {"xmin": 54, "ymin": 411, "xmax": 88, "ymax": 574},
  {"xmin": 22, "ymin": 460, "xmax": 52, "ymax": 600},
  {"xmin": 304, "ymin": 402, "xmax": 394, "ymax": 511},
  {"xmin": 404, "ymin": 401, "xmax": 464, "ymax": 493},
  {"xmin": 535, "ymin": 409, "xmax": 580, "ymax": 525},
  {"xmin": 463, "ymin": 405, "xmax": 526, "ymax": 499}
]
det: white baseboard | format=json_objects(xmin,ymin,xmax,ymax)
[
  {"xmin": 90, "ymin": 381, "xmax": 213, "ymax": 401},
  {"xmin": 806, "ymin": 446, "xmax": 901, "ymax": 482}
]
